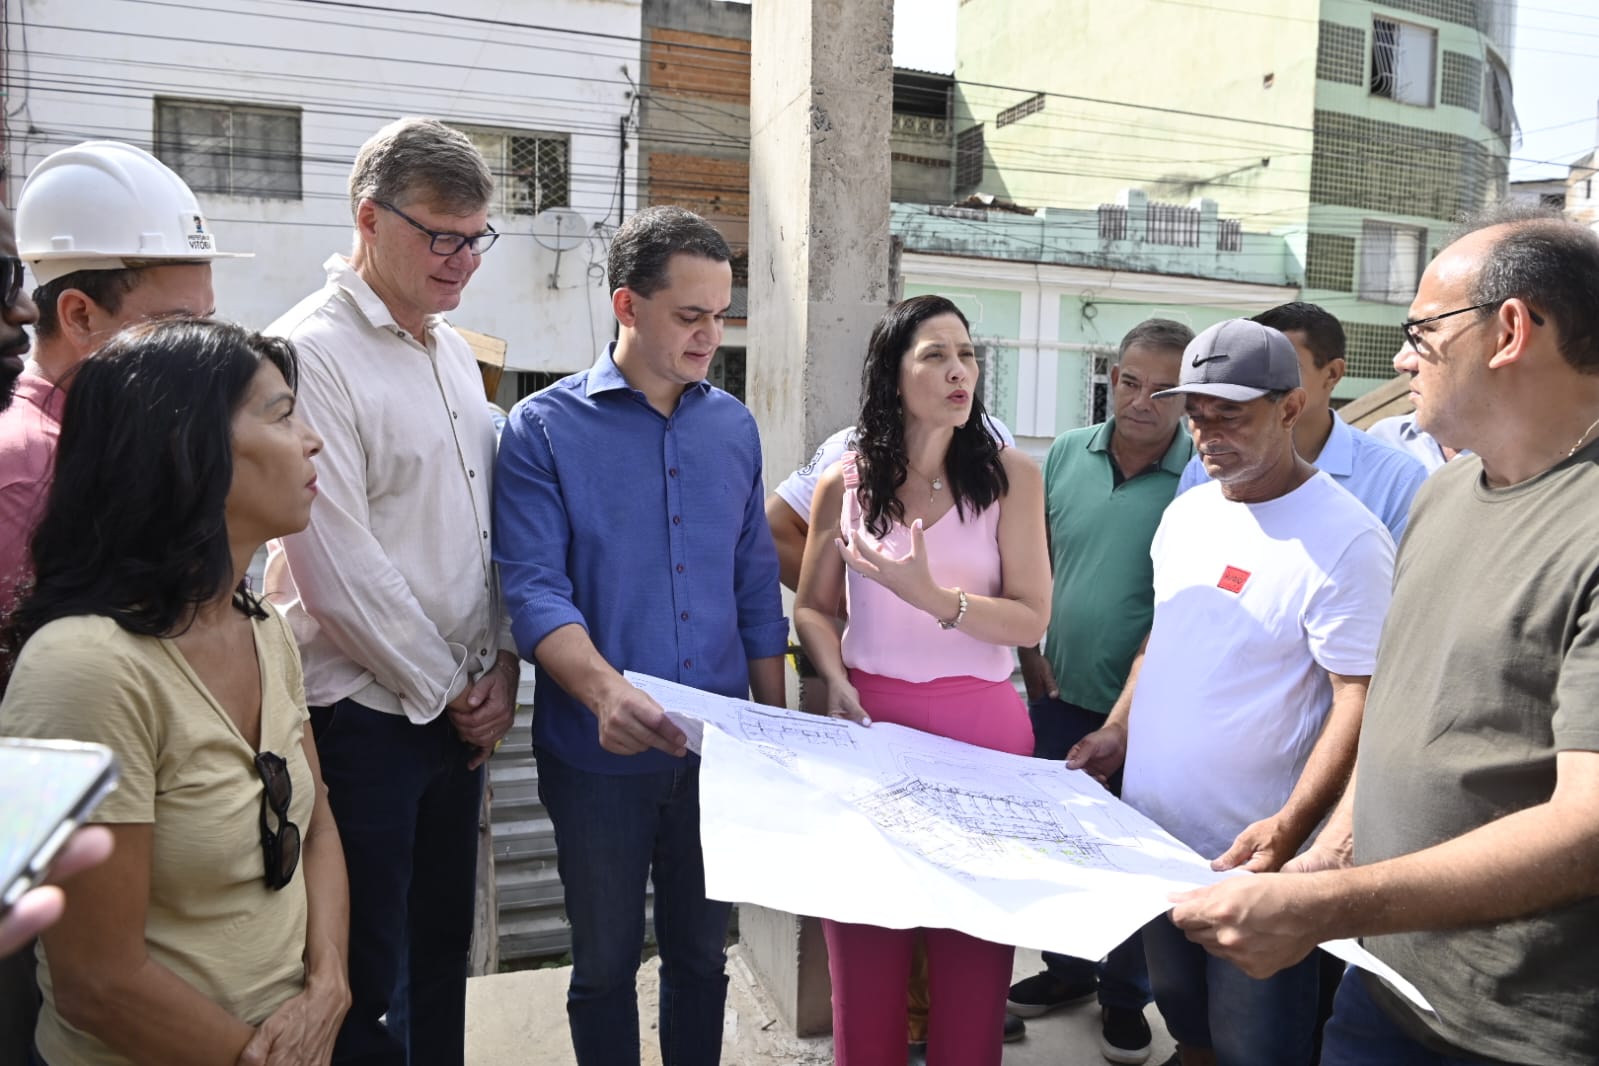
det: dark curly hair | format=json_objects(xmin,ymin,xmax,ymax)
[
  {"xmin": 854, "ymin": 294, "xmax": 1008, "ymax": 538},
  {"xmin": 5, "ymin": 317, "xmax": 298, "ymax": 660}
]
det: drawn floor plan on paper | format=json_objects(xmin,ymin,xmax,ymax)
[{"xmin": 623, "ymin": 671, "xmax": 1434, "ymax": 1012}]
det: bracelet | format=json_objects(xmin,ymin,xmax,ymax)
[{"xmin": 938, "ymin": 587, "xmax": 968, "ymax": 631}]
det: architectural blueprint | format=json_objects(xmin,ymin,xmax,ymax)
[{"xmin": 625, "ymin": 671, "xmax": 1431, "ymax": 1011}]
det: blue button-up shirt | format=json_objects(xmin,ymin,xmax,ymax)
[
  {"xmin": 1365, "ymin": 414, "xmax": 1463, "ymax": 474},
  {"xmin": 494, "ymin": 345, "xmax": 789, "ymax": 774},
  {"xmin": 1177, "ymin": 411, "xmax": 1427, "ymax": 542}
]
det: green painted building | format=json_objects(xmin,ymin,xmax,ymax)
[
  {"xmin": 950, "ymin": 0, "xmax": 1517, "ymax": 396},
  {"xmin": 893, "ymin": 201, "xmax": 1299, "ymax": 456}
]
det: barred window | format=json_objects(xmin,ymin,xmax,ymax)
[
  {"xmin": 1482, "ymin": 57, "xmax": 1515, "ymax": 141},
  {"xmin": 1370, "ymin": 17, "xmax": 1436, "ymax": 107},
  {"xmin": 955, "ymin": 125, "xmax": 985, "ymax": 191},
  {"xmin": 457, "ymin": 126, "xmax": 570, "ymax": 216},
  {"xmin": 1359, "ymin": 221, "xmax": 1427, "ymax": 305},
  {"xmin": 154, "ymin": 98, "xmax": 301, "ymax": 199}
]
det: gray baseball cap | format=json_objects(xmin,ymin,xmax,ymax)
[{"xmin": 1153, "ymin": 318, "xmax": 1301, "ymax": 402}]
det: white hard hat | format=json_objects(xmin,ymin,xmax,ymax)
[{"xmin": 17, "ymin": 140, "xmax": 252, "ymax": 286}]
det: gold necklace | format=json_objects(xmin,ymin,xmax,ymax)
[
  {"xmin": 906, "ymin": 462, "xmax": 944, "ymax": 504},
  {"xmin": 1568, "ymin": 413, "xmax": 1599, "ymax": 458}
]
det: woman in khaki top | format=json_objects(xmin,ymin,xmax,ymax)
[{"xmin": 1, "ymin": 318, "xmax": 349, "ymax": 1066}]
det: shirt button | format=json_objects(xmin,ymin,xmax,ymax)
[
  {"xmin": 452, "ymin": 411, "xmax": 459, "ymax": 419},
  {"xmin": 683, "ymin": 658, "xmax": 692, "ymax": 668},
  {"xmin": 480, "ymin": 648, "xmax": 488, "ymax": 656},
  {"xmin": 676, "ymin": 563, "xmax": 685, "ymax": 573},
  {"xmin": 482, "ymin": 531, "xmax": 488, "ymax": 539},
  {"xmin": 469, "ymin": 470, "xmax": 476, "ymax": 478},
  {"xmin": 668, "ymin": 468, "xmax": 678, "ymax": 477},
  {"xmin": 680, "ymin": 611, "xmax": 690, "ymax": 622},
  {"xmin": 672, "ymin": 515, "xmax": 681, "ymax": 525}
]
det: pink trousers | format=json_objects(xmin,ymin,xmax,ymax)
[{"xmin": 823, "ymin": 671, "xmax": 1032, "ymax": 1066}]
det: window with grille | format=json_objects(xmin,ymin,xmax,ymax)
[
  {"xmin": 1370, "ymin": 18, "xmax": 1436, "ymax": 106},
  {"xmin": 456, "ymin": 126, "xmax": 570, "ymax": 216},
  {"xmin": 1481, "ymin": 57, "xmax": 1514, "ymax": 141},
  {"xmin": 1359, "ymin": 221, "xmax": 1427, "ymax": 304},
  {"xmin": 154, "ymin": 99, "xmax": 301, "ymax": 199},
  {"xmin": 955, "ymin": 125, "xmax": 985, "ymax": 191}
]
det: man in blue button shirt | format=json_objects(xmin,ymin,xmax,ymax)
[
  {"xmin": 493, "ymin": 206, "xmax": 788, "ymax": 1066},
  {"xmin": 1176, "ymin": 303, "xmax": 1426, "ymax": 544}
]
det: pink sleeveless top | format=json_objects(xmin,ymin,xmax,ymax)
[{"xmin": 838, "ymin": 452, "xmax": 1013, "ymax": 683}]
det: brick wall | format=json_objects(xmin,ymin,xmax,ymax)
[{"xmin": 645, "ymin": 27, "xmax": 750, "ymax": 103}]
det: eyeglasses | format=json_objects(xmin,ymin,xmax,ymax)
[
  {"xmin": 0, "ymin": 257, "xmax": 25, "ymax": 310},
  {"xmin": 373, "ymin": 200, "xmax": 499, "ymax": 256},
  {"xmin": 255, "ymin": 751, "xmax": 301, "ymax": 891},
  {"xmin": 1402, "ymin": 299, "xmax": 1544, "ymax": 352}
]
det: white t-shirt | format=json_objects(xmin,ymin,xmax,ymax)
[
  {"xmin": 773, "ymin": 416, "xmax": 1016, "ymax": 522},
  {"xmin": 1122, "ymin": 472, "xmax": 1394, "ymax": 859}
]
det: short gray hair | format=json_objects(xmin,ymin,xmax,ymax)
[
  {"xmin": 1117, "ymin": 318, "xmax": 1193, "ymax": 362},
  {"xmin": 348, "ymin": 117, "xmax": 493, "ymax": 218}
]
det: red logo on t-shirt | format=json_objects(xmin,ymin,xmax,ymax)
[{"xmin": 1218, "ymin": 566, "xmax": 1251, "ymax": 593}]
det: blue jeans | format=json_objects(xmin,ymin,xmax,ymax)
[
  {"xmin": 311, "ymin": 698, "xmax": 485, "ymax": 1066},
  {"xmin": 536, "ymin": 748, "xmax": 731, "ymax": 1066},
  {"xmin": 1142, "ymin": 912, "xmax": 1319, "ymax": 1065},
  {"xmin": 1029, "ymin": 696, "xmax": 1150, "ymax": 1011},
  {"xmin": 1320, "ymin": 968, "xmax": 1509, "ymax": 1066}
]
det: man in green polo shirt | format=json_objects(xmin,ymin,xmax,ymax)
[{"xmin": 1007, "ymin": 318, "xmax": 1193, "ymax": 1065}]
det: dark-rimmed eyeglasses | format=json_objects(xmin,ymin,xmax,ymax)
[
  {"xmin": 1402, "ymin": 299, "xmax": 1544, "ymax": 352},
  {"xmin": 0, "ymin": 257, "xmax": 25, "ymax": 311},
  {"xmin": 373, "ymin": 200, "xmax": 499, "ymax": 256},
  {"xmin": 255, "ymin": 751, "xmax": 301, "ymax": 891}
]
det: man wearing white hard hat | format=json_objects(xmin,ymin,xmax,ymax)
[{"xmin": 0, "ymin": 140, "xmax": 247, "ymax": 604}]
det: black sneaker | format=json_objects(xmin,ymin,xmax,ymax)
[
  {"xmin": 1005, "ymin": 971, "xmax": 1098, "ymax": 1017},
  {"xmin": 1100, "ymin": 1006, "xmax": 1153, "ymax": 1064},
  {"xmin": 907, "ymin": 1041, "xmax": 927, "ymax": 1066},
  {"xmin": 1003, "ymin": 1012, "xmax": 1026, "ymax": 1043}
]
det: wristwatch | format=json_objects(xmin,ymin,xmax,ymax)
[{"xmin": 938, "ymin": 588, "xmax": 969, "ymax": 630}]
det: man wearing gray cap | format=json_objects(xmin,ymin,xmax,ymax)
[{"xmin": 1067, "ymin": 319, "xmax": 1394, "ymax": 1066}]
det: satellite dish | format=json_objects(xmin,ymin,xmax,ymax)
[{"xmin": 530, "ymin": 207, "xmax": 589, "ymax": 252}]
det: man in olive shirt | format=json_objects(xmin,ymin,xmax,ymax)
[
  {"xmin": 1169, "ymin": 206, "xmax": 1599, "ymax": 1064},
  {"xmin": 1008, "ymin": 319, "xmax": 1192, "ymax": 1065}
]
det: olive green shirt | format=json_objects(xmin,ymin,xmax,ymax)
[
  {"xmin": 1042, "ymin": 419, "xmax": 1192, "ymax": 714},
  {"xmin": 1355, "ymin": 438, "xmax": 1599, "ymax": 1063}
]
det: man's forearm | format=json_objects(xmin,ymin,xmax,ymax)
[
  {"xmin": 1273, "ymin": 676, "xmax": 1367, "ymax": 849},
  {"xmin": 749, "ymin": 655, "xmax": 785, "ymax": 708},
  {"xmin": 1102, "ymin": 634, "xmax": 1149, "ymax": 734},
  {"xmin": 532, "ymin": 623, "xmax": 627, "ymax": 715},
  {"xmin": 1299, "ymin": 763, "xmax": 1599, "ymax": 943}
]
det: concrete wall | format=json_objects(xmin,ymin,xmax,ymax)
[
  {"xmin": 12, "ymin": 0, "xmax": 640, "ymax": 373},
  {"xmin": 952, "ymin": 0, "xmax": 1321, "ymax": 227}
]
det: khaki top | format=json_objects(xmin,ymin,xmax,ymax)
[{"xmin": 1, "ymin": 609, "xmax": 314, "ymax": 1066}]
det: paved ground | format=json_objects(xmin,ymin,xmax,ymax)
[{"xmin": 466, "ymin": 946, "xmax": 1175, "ymax": 1065}]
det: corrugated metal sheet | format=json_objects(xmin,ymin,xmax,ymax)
[{"xmin": 489, "ymin": 671, "xmax": 653, "ymax": 964}]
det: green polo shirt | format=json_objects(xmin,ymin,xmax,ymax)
[{"xmin": 1042, "ymin": 417, "xmax": 1193, "ymax": 714}]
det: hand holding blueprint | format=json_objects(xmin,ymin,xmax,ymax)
[{"xmin": 625, "ymin": 671, "xmax": 1431, "ymax": 1012}]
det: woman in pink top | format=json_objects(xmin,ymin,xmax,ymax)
[{"xmin": 794, "ymin": 295, "xmax": 1050, "ymax": 1066}]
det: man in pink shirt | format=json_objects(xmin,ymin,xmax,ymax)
[{"xmin": 0, "ymin": 141, "xmax": 245, "ymax": 604}]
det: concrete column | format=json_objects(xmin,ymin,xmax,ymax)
[
  {"xmin": 747, "ymin": 0, "xmax": 895, "ymax": 494},
  {"xmin": 744, "ymin": 0, "xmax": 894, "ymax": 1039}
]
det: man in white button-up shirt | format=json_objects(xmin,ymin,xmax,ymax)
[{"xmin": 264, "ymin": 117, "xmax": 517, "ymax": 1066}]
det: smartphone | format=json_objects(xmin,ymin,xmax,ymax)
[{"xmin": 0, "ymin": 738, "xmax": 119, "ymax": 917}]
